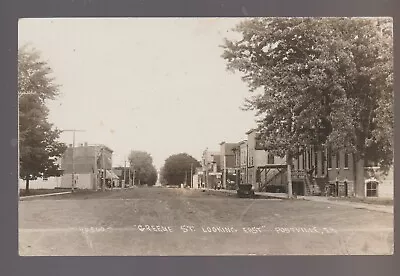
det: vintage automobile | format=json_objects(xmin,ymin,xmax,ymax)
[{"xmin": 237, "ymin": 183, "xmax": 255, "ymax": 198}]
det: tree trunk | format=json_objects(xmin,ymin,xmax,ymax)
[
  {"xmin": 286, "ymin": 153, "xmax": 293, "ymax": 198},
  {"xmin": 25, "ymin": 178, "xmax": 30, "ymax": 193},
  {"xmin": 353, "ymin": 153, "xmax": 365, "ymax": 198}
]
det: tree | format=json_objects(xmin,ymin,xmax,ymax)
[
  {"xmin": 18, "ymin": 45, "xmax": 67, "ymax": 192},
  {"xmin": 147, "ymin": 165, "xmax": 158, "ymax": 186},
  {"xmin": 221, "ymin": 18, "xmax": 393, "ymax": 197},
  {"xmin": 162, "ymin": 153, "xmax": 201, "ymax": 186},
  {"xmin": 128, "ymin": 150, "xmax": 156, "ymax": 185},
  {"xmin": 159, "ymin": 166, "xmax": 168, "ymax": 186}
]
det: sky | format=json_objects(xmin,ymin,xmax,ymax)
[{"xmin": 18, "ymin": 18, "xmax": 257, "ymax": 170}]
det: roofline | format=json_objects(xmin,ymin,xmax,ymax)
[
  {"xmin": 90, "ymin": 144, "xmax": 114, "ymax": 153},
  {"xmin": 239, "ymin": 140, "xmax": 248, "ymax": 145},
  {"xmin": 245, "ymin": 128, "xmax": 256, "ymax": 135}
]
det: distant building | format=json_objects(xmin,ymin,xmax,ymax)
[
  {"xmin": 219, "ymin": 142, "xmax": 239, "ymax": 190},
  {"xmin": 60, "ymin": 142, "xmax": 115, "ymax": 190},
  {"xmin": 200, "ymin": 148, "xmax": 222, "ymax": 189}
]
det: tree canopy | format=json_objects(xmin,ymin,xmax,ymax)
[
  {"xmin": 128, "ymin": 150, "xmax": 157, "ymax": 186},
  {"xmin": 18, "ymin": 45, "xmax": 67, "ymax": 191},
  {"xmin": 221, "ymin": 18, "xmax": 393, "ymax": 197},
  {"xmin": 162, "ymin": 153, "xmax": 201, "ymax": 185}
]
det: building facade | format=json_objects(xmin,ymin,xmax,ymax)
[
  {"xmin": 219, "ymin": 142, "xmax": 239, "ymax": 190},
  {"xmin": 230, "ymin": 129, "xmax": 393, "ymax": 198},
  {"xmin": 201, "ymin": 148, "xmax": 222, "ymax": 189},
  {"xmin": 60, "ymin": 143, "xmax": 114, "ymax": 190}
]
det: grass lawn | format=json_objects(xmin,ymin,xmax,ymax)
[
  {"xmin": 19, "ymin": 188, "xmax": 71, "ymax": 197},
  {"xmin": 328, "ymin": 196, "xmax": 393, "ymax": 206}
]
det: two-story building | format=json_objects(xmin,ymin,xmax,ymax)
[
  {"xmin": 219, "ymin": 142, "xmax": 239, "ymax": 190},
  {"xmin": 231, "ymin": 129, "xmax": 393, "ymax": 198},
  {"xmin": 234, "ymin": 129, "xmax": 286, "ymax": 192},
  {"xmin": 60, "ymin": 143, "xmax": 115, "ymax": 190},
  {"xmin": 200, "ymin": 148, "xmax": 222, "ymax": 189}
]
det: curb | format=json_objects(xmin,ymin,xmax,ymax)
[
  {"xmin": 257, "ymin": 192, "xmax": 393, "ymax": 213},
  {"xmin": 19, "ymin": 191, "xmax": 72, "ymax": 200},
  {"xmin": 300, "ymin": 196, "xmax": 393, "ymax": 214}
]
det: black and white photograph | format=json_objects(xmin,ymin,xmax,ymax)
[{"xmin": 18, "ymin": 17, "xmax": 394, "ymax": 256}]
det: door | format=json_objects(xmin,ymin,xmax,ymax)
[{"xmin": 292, "ymin": 181, "xmax": 305, "ymax": 196}]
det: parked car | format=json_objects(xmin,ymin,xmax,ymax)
[{"xmin": 237, "ymin": 183, "xmax": 255, "ymax": 198}]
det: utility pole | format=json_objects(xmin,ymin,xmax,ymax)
[
  {"xmin": 60, "ymin": 129, "xmax": 85, "ymax": 192},
  {"xmin": 190, "ymin": 163, "xmax": 193, "ymax": 188},
  {"xmin": 129, "ymin": 165, "xmax": 132, "ymax": 187},
  {"xmin": 132, "ymin": 166, "xmax": 136, "ymax": 186},
  {"xmin": 184, "ymin": 170, "xmax": 187, "ymax": 187},
  {"xmin": 123, "ymin": 159, "xmax": 126, "ymax": 190},
  {"xmin": 102, "ymin": 147, "xmax": 106, "ymax": 191}
]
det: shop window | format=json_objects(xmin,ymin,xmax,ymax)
[
  {"xmin": 321, "ymin": 151, "xmax": 325, "ymax": 175},
  {"xmin": 314, "ymin": 151, "xmax": 318, "ymax": 175},
  {"xmin": 366, "ymin": 181, "xmax": 378, "ymax": 197},
  {"xmin": 267, "ymin": 153, "xmax": 274, "ymax": 164}
]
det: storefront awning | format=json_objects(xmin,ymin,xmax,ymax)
[{"xmin": 100, "ymin": 170, "xmax": 119, "ymax": 179}]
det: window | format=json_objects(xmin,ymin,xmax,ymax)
[
  {"xmin": 302, "ymin": 152, "xmax": 306, "ymax": 170},
  {"xmin": 336, "ymin": 152, "xmax": 340, "ymax": 169},
  {"xmin": 308, "ymin": 149, "xmax": 312, "ymax": 170},
  {"xmin": 344, "ymin": 153, "xmax": 349, "ymax": 168},
  {"xmin": 321, "ymin": 151, "xmax": 325, "ymax": 174},
  {"xmin": 327, "ymin": 149, "xmax": 332, "ymax": 169},
  {"xmin": 297, "ymin": 156, "xmax": 300, "ymax": 170},
  {"xmin": 314, "ymin": 151, "xmax": 318, "ymax": 175},
  {"xmin": 366, "ymin": 181, "xmax": 378, "ymax": 197},
  {"xmin": 256, "ymin": 170, "xmax": 261, "ymax": 182},
  {"xmin": 267, "ymin": 153, "xmax": 274, "ymax": 164}
]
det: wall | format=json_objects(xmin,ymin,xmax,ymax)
[
  {"xmin": 192, "ymin": 174, "xmax": 199, "ymax": 189},
  {"xmin": 19, "ymin": 177, "xmax": 62, "ymax": 190},
  {"xmin": 60, "ymin": 173, "xmax": 93, "ymax": 189},
  {"xmin": 364, "ymin": 166, "xmax": 394, "ymax": 199},
  {"xmin": 62, "ymin": 145, "xmax": 113, "ymax": 174}
]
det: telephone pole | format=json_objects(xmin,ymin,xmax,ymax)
[
  {"xmin": 190, "ymin": 163, "xmax": 193, "ymax": 188},
  {"xmin": 123, "ymin": 158, "xmax": 126, "ymax": 190},
  {"xmin": 60, "ymin": 129, "xmax": 85, "ymax": 192},
  {"xmin": 102, "ymin": 147, "xmax": 106, "ymax": 191}
]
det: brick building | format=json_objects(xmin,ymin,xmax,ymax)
[
  {"xmin": 231, "ymin": 129, "xmax": 393, "ymax": 198},
  {"xmin": 219, "ymin": 142, "xmax": 239, "ymax": 189},
  {"xmin": 60, "ymin": 143, "xmax": 114, "ymax": 190}
]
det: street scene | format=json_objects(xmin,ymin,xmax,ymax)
[
  {"xmin": 18, "ymin": 17, "xmax": 393, "ymax": 256},
  {"xmin": 19, "ymin": 187, "xmax": 393, "ymax": 255}
]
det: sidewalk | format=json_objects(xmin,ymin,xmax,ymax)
[
  {"xmin": 260, "ymin": 192, "xmax": 393, "ymax": 214},
  {"xmin": 19, "ymin": 191, "xmax": 72, "ymax": 200},
  {"xmin": 200, "ymin": 188, "xmax": 393, "ymax": 214}
]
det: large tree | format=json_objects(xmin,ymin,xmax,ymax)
[
  {"xmin": 221, "ymin": 18, "xmax": 393, "ymax": 197},
  {"xmin": 128, "ymin": 150, "xmax": 157, "ymax": 185},
  {"xmin": 18, "ymin": 45, "xmax": 67, "ymax": 192},
  {"xmin": 146, "ymin": 165, "xmax": 158, "ymax": 186},
  {"xmin": 159, "ymin": 166, "xmax": 168, "ymax": 186},
  {"xmin": 162, "ymin": 153, "xmax": 201, "ymax": 186}
]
